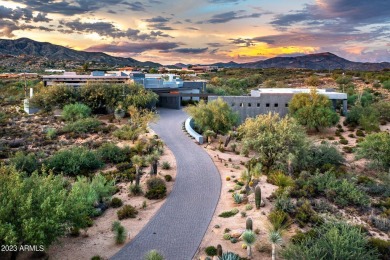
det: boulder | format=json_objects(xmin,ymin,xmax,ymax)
[{"xmin": 231, "ymin": 229, "xmax": 245, "ymax": 238}]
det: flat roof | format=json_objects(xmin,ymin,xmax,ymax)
[
  {"xmin": 42, "ymin": 75, "xmax": 130, "ymax": 79},
  {"xmin": 256, "ymin": 88, "xmax": 333, "ymax": 94},
  {"xmin": 252, "ymin": 88, "xmax": 347, "ymax": 99}
]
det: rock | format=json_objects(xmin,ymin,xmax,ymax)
[
  {"xmin": 231, "ymin": 229, "xmax": 245, "ymax": 238},
  {"xmin": 260, "ymin": 199, "xmax": 266, "ymax": 207}
]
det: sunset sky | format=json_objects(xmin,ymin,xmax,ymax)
[{"xmin": 0, "ymin": 0, "xmax": 389, "ymax": 64}]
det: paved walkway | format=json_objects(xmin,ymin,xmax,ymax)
[{"xmin": 111, "ymin": 109, "xmax": 221, "ymax": 260}]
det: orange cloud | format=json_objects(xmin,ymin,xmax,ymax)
[{"xmin": 228, "ymin": 43, "xmax": 318, "ymax": 59}]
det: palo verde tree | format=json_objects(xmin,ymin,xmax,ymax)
[
  {"xmin": 289, "ymin": 88, "xmax": 339, "ymax": 132},
  {"xmin": 0, "ymin": 165, "xmax": 114, "ymax": 259},
  {"xmin": 238, "ymin": 113, "xmax": 308, "ymax": 174},
  {"xmin": 185, "ymin": 98, "xmax": 239, "ymax": 135}
]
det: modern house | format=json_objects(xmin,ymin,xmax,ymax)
[
  {"xmin": 209, "ymin": 88, "xmax": 348, "ymax": 123},
  {"xmin": 41, "ymin": 71, "xmax": 205, "ymax": 109}
]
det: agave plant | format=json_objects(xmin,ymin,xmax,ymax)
[
  {"xmin": 232, "ymin": 193, "xmax": 243, "ymax": 204},
  {"xmin": 219, "ymin": 252, "xmax": 240, "ymax": 260}
]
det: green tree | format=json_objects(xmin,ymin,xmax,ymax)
[
  {"xmin": 281, "ymin": 221, "xmax": 378, "ymax": 260},
  {"xmin": 289, "ymin": 89, "xmax": 339, "ymax": 131},
  {"xmin": 238, "ymin": 113, "xmax": 308, "ymax": 174},
  {"xmin": 357, "ymin": 132, "xmax": 390, "ymax": 170},
  {"xmin": 185, "ymin": 98, "xmax": 238, "ymax": 134},
  {"xmin": 0, "ymin": 166, "xmax": 114, "ymax": 259}
]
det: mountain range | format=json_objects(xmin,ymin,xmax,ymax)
[
  {"xmin": 211, "ymin": 52, "xmax": 390, "ymax": 71},
  {"xmin": 0, "ymin": 38, "xmax": 389, "ymax": 71},
  {"xmin": 0, "ymin": 38, "xmax": 160, "ymax": 68}
]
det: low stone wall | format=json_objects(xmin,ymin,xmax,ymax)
[{"xmin": 185, "ymin": 117, "xmax": 203, "ymax": 144}]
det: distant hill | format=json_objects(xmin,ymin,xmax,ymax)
[
  {"xmin": 0, "ymin": 38, "xmax": 160, "ymax": 68},
  {"xmin": 211, "ymin": 52, "xmax": 390, "ymax": 71}
]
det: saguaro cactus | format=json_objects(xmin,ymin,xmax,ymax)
[
  {"xmin": 246, "ymin": 217, "xmax": 253, "ymax": 231},
  {"xmin": 217, "ymin": 244, "xmax": 223, "ymax": 257},
  {"xmin": 255, "ymin": 185, "xmax": 262, "ymax": 209}
]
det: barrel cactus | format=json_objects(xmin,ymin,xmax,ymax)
[{"xmin": 255, "ymin": 185, "xmax": 262, "ymax": 209}]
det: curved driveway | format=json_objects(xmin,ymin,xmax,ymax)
[{"xmin": 111, "ymin": 108, "xmax": 221, "ymax": 260}]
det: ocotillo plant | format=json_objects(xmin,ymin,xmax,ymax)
[
  {"xmin": 246, "ymin": 217, "xmax": 253, "ymax": 230},
  {"xmin": 255, "ymin": 185, "xmax": 262, "ymax": 209}
]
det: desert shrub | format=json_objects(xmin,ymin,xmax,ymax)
[
  {"xmin": 112, "ymin": 221, "xmax": 126, "ymax": 244},
  {"xmin": 46, "ymin": 146, "xmax": 103, "ymax": 176},
  {"xmin": 295, "ymin": 199, "xmax": 322, "ymax": 227},
  {"xmin": 146, "ymin": 177, "xmax": 165, "ymax": 190},
  {"xmin": 91, "ymin": 256, "xmax": 103, "ymax": 260},
  {"xmin": 129, "ymin": 184, "xmax": 142, "ymax": 195},
  {"xmin": 368, "ymin": 238, "xmax": 390, "ymax": 260},
  {"xmin": 275, "ymin": 193, "xmax": 295, "ymax": 213},
  {"xmin": 164, "ymin": 174, "xmax": 172, "ymax": 182},
  {"xmin": 268, "ymin": 171, "xmax": 294, "ymax": 191},
  {"xmin": 342, "ymin": 146, "xmax": 353, "ymax": 153},
  {"xmin": 290, "ymin": 229, "xmax": 317, "ymax": 244},
  {"xmin": 97, "ymin": 143, "xmax": 130, "ymax": 164},
  {"xmin": 205, "ymin": 246, "xmax": 217, "ymax": 256},
  {"xmin": 304, "ymin": 171, "xmax": 370, "ymax": 207},
  {"xmin": 161, "ymin": 161, "xmax": 171, "ymax": 170},
  {"xmin": 356, "ymin": 129, "xmax": 365, "ymax": 137},
  {"xmin": 219, "ymin": 208, "xmax": 239, "ymax": 218},
  {"xmin": 144, "ymin": 250, "xmax": 164, "ymax": 260},
  {"xmin": 10, "ymin": 151, "xmax": 39, "ymax": 175},
  {"xmin": 339, "ymin": 139, "xmax": 348, "ymax": 145},
  {"xmin": 281, "ymin": 221, "xmax": 378, "ymax": 260},
  {"xmin": 111, "ymin": 197, "xmax": 123, "ymax": 208},
  {"xmin": 268, "ymin": 209, "xmax": 290, "ymax": 231},
  {"xmin": 145, "ymin": 177, "xmax": 166, "ymax": 199},
  {"xmin": 0, "ymin": 111, "xmax": 7, "ymax": 125},
  {"xmin": 304, "ymin": 75, "xmax": 321, "ymax": 86},
  {"xmin": 62, "ymin": 118, "xmax": 102, "ymax": 133},
  {"xmin": 62, "ymin": 103, "xmax": 91, "ymax": 122},
  {"xmin": 356, "ymin": 132, "xmax": 390, "ymax": 170},
  {"xmin": 303, "ymin": 142, "xmax": 345, "ymax": 171},
  {"xmin": 117, "ymin": 205, "xmax": 138, "ymax": 220},
  {"xmin": 46, "ymin": 128, "xmax": 57, "ymax": 140},
  {"xmin": 373, "ymin": 101, "xmax": 390, "ymax": 122},
  {"xmin": 116, "ymin": 162, "xmax": 133, "ymax": 171},
  {"xmin": 370, "ymin": 215, "xmax": 390, "ymax": 232},
  {"xmin": 145, "ymin": 185, "xmax": 167, "ymax": 200}
]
